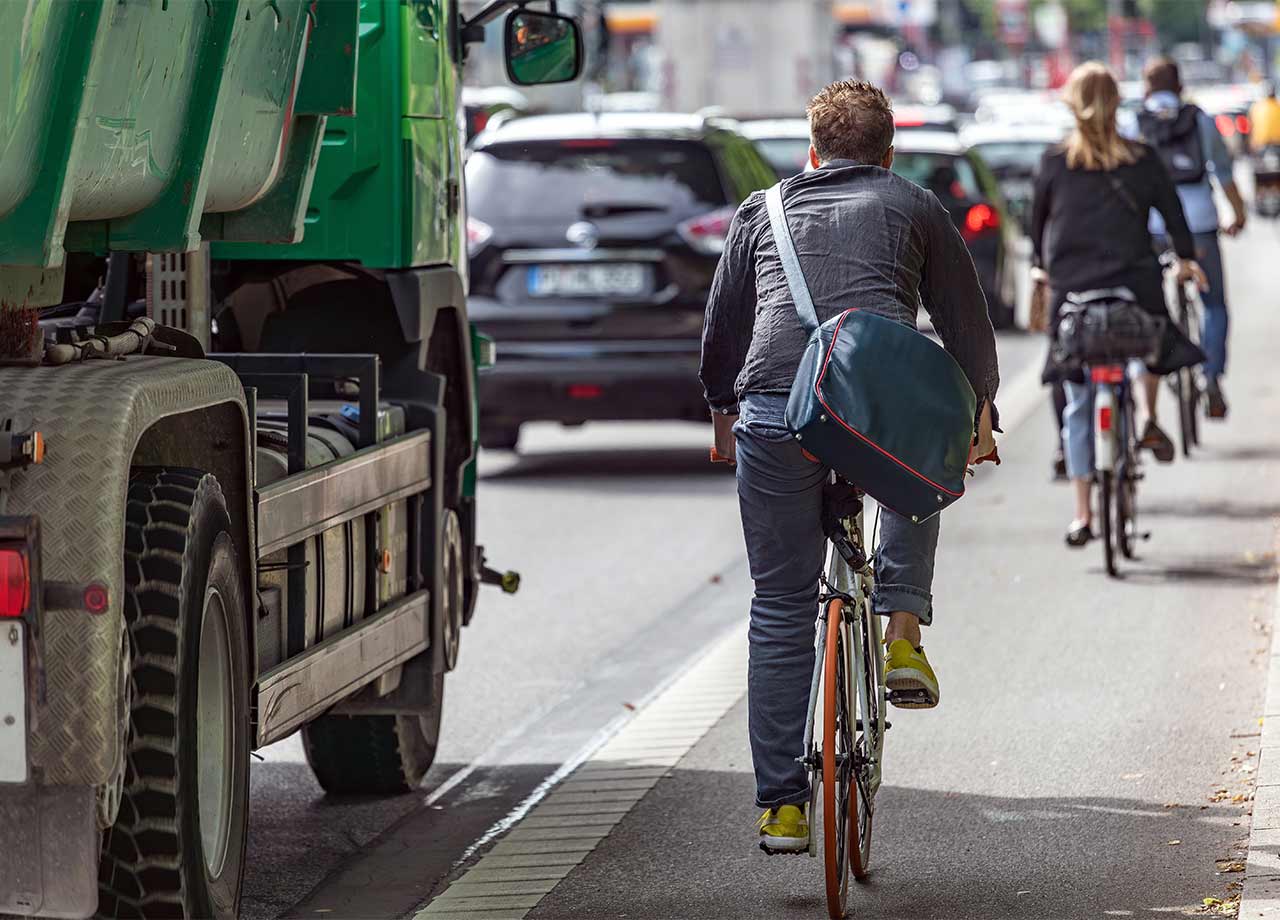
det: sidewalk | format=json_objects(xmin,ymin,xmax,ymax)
[{"xmin": 422, "ymin": 233, "xmax": 1280, "ymax": 919}]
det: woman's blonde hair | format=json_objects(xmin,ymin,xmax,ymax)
[{"xmin": 1062, "ymin": 62, "xmax": 1139, "ymax": 171}]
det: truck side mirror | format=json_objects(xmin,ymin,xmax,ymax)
[{"xmin": 503, "ymin": 9, "xmax": 582, "ymax": 86}]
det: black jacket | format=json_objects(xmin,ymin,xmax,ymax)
[
  {"xmin": 699, "ymin": 161, "xmax": 1000, "ymax": 424},
  {"xmin": 1030, "ymin": 143, "xmax": 1195, "ymax": 309}
]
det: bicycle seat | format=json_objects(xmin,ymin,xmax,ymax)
[{"xmin": 1065, "ymin": 287, "xmax": 1137, "ymax": 306}]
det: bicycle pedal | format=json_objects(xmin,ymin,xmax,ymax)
[
  {"xmin": 887, "ymin": 689, "xmax": 933, "ymax": 707},
  {"xmin": 759, "ymin": 841, "xmax": 809, "ymax": 857}
]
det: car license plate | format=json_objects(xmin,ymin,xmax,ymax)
[
  {"xmin": 527, "ymin": 263, "xmax": 650, "ymax": 298},
  {"xmin": 0, "ymin": 621, "xmax": 28, "ymax": 783}
]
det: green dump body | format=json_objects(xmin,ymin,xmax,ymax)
[
  {"xmin": 0, "ymin": 0, "xmax": 462, "ymax": 305},
  {"xmin": 0, "ymin": 0, "xmax": 351, "ymax": 261}
]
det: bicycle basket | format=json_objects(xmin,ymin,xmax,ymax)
[{"xmin": 1055, "ymin": 290, "xmax": 1164, "ymax": 365}]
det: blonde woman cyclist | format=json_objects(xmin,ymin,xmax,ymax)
[{"xmin": 1030, "ymin": 62, "xmax": 1207, "ymax": 547}]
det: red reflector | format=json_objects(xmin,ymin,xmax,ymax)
[
  {"xmin": 1216, "ymin": 114, "xmax": 1235, "ymax": 137},
  {"xmin": 567, "ymin": 384, "xmax": 604, "ymax": 400},
  {"xmin": 895, "ymin": 118, "xmax": 926, "ymax": 128},
  {"xmin": 1238, "ymin": 114, "xmax": 1251, "ymax": 134},
  {"xmin": 1098, "ymin": 406, "xmax": 1113, "ymax": 432},
  {"xmin": 1090, "ymin": 365, "xmax": 1126, "ymax": 384},
  {"xmin": 0, "ymin": 548, "xmax": 30, "ymax": 618},
  {"xmin": 83, "ymin": 584, "xmax": 109, "ymax": 615}
]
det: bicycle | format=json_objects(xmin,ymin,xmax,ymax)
[
  {"xmin": 800, "ymin": 478, "xmax": 924, "ymax": 919},
  {"xmin": 1160, "ymin": 250, "xmax": 1203, "ymax": 456},
  {"xmin": 1090, "ymin": 362, "xmax": 1147, "ymax": 577}
]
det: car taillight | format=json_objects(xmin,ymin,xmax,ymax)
[
  {"xmin": 677, "ymin": 206, "xmax": 736, "ymax": 256},
  {"xmin": 1237, "ymin": 114, "xmax": 1251, "ymax": 134},
  {"xmin": 1216, "ymin": 114, "xmax": 1235, "ymax": 137},
  {"xmin": 963, "ymin": 203, "xmax": 999, "ymax": 238},
  {"xmin": 0, "ymin": 548, "xmax": 29, "ymax": 618},
  {"xmin": 467, "ymin": 216, "xmax": 494, "ymax": 257},
  {"xmin": 1097, "ymin": 406, "xmax": 1113, "ymax": 432}
]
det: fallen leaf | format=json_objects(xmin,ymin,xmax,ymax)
[
  {"xmin": 1232, "ymin": 794, "xmax": 1249, "ymax": 804},
  {"xmin": 1204, "ymin": 898, "xmax": 1223, "ymax": 908},
  {"xmin": 622, "ymin": 702, "xmax": 636, "ymax": 711},
  {"xmin": 1217, "ymin": 861, "xmax": 1246, "ymax": 873},
  {"xmin": 1168, "ymin": 839, "xmax": 1182, "ymax": 846},
  {"xmin": 709, "ymin": 574, "xmax": 722, "ymax": 584},
  {"xmin": 1164, "ymin": 802, "xmax": 1180, "ymax": 808}
]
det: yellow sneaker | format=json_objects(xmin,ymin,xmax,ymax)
[
  {"xmin": 885, "ymin": 639, "xmax": 940, "ymax": 709},
  {"xmin": 757, "ymin": 803, "xmax": 808, "ymax": 854}
]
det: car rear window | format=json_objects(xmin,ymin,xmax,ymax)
[
  {"xmin": 970, "ymin": 141, "xmax": 1053, "ymax": 176},
  {"xmin": 752, "ymin": 137, "xmax": 811, "ymax": 178},
  {"xmin": 891, "ymin": 152, "xmax": 981, "ymax": 201},
  {"xmin": 467, "ymin": 140, "xmax": 728, "ymax": 224}
]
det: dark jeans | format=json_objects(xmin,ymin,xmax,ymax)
[
  {"xmin": 1193, "ymin": 230, "xmax": 1228, "ymax": 379},
  {"xmin": 735, "ymin": 394, "xmax": 940, "ymax": 808}
]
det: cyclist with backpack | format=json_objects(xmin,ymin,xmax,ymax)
[{"xmin": 1138, "ymin": 57, "xmax": 1246, "ymax": 419}]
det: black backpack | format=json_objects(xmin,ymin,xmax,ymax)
[{"xmin": 1138, "ymin": 104, "xmax": 1207, "ymax": 185}]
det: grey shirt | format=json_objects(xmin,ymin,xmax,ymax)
[{"xmin": 699, "ymin": 160, "xmax": 1001, "ymax": 426}]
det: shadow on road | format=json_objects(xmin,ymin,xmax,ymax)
[
  {"xmin": 1141, "ymin": 498, "xmax": 1280, "ymax": 521},
  {"xmin": 1116, "ymin": 552, "xmax": 1277, "ymax": 586},
  {"xmin": 530, "ymin": 769, "xmax": 1251, "ymax": 920},
  {"xmin": 243, "ymin": 760, "xmax": 561, "ymax": 920}
]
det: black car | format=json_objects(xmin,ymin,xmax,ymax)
[
  {"xmin": 466, "ymin": 113, "xmax": 777, "ymax": 450},
  {"xmin": 890, "ymin": 132, "xmax": 1021, "ymax": 328}
]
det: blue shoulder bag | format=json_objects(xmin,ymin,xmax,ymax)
[{"xmin": 765, "ymin": 184, "xmax": 977, "ymax": 523}]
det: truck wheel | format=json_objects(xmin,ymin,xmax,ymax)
[
  {"xmin": 99, "ymin": 469, "xmax": 251, "ymax": 919},
  {"xmin": 301, "ymin": 670, "xmax": 444, "ymax": 795}
]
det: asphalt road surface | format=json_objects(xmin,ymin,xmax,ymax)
[{"xmin": 241, "ymin": 224, "xmax": 1280, "ymax": 920}]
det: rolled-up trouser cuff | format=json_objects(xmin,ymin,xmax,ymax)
[
  {"xmin": 757, "ymin": 788, "xmax": 813, "ymax": 810},
  {"xmin": 872, "ymin": 583, "xmax": 934, "ymax": 626}
]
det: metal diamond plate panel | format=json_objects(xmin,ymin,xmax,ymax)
[{"xmin": 0, "ymin": 356, "xmax": 246, "ymax": 785}]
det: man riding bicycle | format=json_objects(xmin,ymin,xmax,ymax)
[
  {"xmin": 1137, "ymin": 57, "xmax": 1246, "ymax": 419},
  {"xmin": 699, "ymin": 80, "xmax": 999, "ymax": 853}
]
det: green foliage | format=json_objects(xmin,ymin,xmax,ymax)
[{"xmin": 966, "ymin": 0, "xmax": 1205, "ymax": 42}]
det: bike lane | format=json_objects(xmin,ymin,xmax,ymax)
[{"xmin": 417, "ymin": 232, "xmax": 1280, "ymax": 919}]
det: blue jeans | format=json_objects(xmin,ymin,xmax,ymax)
[
  {"xmin": 1062, "ymin": 371, "xmax": 1137, "ymax": 479},
  {"xmin": 1194, "ymin": 231, "xmax": 1228, "ymax": 379},
  {"xmin": 735, "ymin": 394, "xmax": 940, "ymax": 808}
]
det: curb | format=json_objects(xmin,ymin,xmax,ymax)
[{"xmin": 1240, "ymin": 559, "xmax": 1280, "ymax": 919}]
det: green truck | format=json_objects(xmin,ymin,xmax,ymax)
[{"xmin": 0, "ymin": 2, "xmax": 581, "ymax": 916}]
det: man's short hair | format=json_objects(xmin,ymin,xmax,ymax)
[
  {"xmin": 806, "ymin": 80, "xmax": 895, "ymax": 166},
  {"xmin": 1144, "ymin": 56, "xmax": 1181, "ymax": 96}
]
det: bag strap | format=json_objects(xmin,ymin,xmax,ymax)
[
  {"xmin": 1106, "ymin": 172, "xmax": 1142, "ymax": 218},
  {"xmin": 765, "ymin": 184, "xmax": 820, "ymax": 334}
]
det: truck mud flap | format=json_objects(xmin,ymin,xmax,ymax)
[{"xmin": 0, "ymin": 784, "xmax": 96, "ymax": 918}]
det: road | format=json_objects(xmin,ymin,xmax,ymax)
[{"xmin": 241, "ymin": 225, "xmax": 1280, "ymax": 920}]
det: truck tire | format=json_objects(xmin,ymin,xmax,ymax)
[
  {"xmin": 301, "ymin": 671, "xmax": 444, "ymax": 795},
  {"xmin": 98, "ymin": 469, "xmax": 251, "ymax": 919}
]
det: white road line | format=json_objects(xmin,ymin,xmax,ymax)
[{"xmin": 414, "ymin": 627, "xmax": 749, "ymax": 918}]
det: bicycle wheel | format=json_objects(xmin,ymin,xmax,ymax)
[
  {"xmin": 822, "ymin": 598, "xmax": 857, "ymax": 920},
  {"xmin": 849, "ymin": 595, "xmax": 882, "ymax": 880},
  {"xmin": 1173, "ymin": 367, "xmax": 1192, "ymax": 458},
  {"xmin": 1116, "ymin": 458, "xmax": 1138, "ymax": 559},
  {"xmin": 1098, "ymin": 471, "xmax": 1118, "ymax": 577}
]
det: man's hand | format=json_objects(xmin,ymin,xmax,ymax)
[
  {"xmin": 1176, "ymin": 258, "xmax": 1210, "ymax": 292},
  {"xmin": 1223, "ymin": 215, "xmax": 1247, "ymax": 237},
  {"xmin": 711, "ymin": 412, "xmax": 738, "ymax": 465},
  {"xmin": 1224, "ymin": 183, "xmax": 1248, "ymax": 237},
  {"xmin": 969, "ymin": 401, "xmax": 997, "ymax": 465}
]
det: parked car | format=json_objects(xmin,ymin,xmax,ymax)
[
  {"xmin": 891, "ymin": 131, "xmax": 1023, "ymax": 328},
  {"xmin": 466, "ymin": 113, "xmax": 778, "ymax": 450},
  {"xmin": 961, "ymin": 121, "xmax": 1066, "ymax": 231}
]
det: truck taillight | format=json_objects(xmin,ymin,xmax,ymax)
[{"xmin": 0, "ymin": 548, "xmax": 29, "ymax": 618}]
